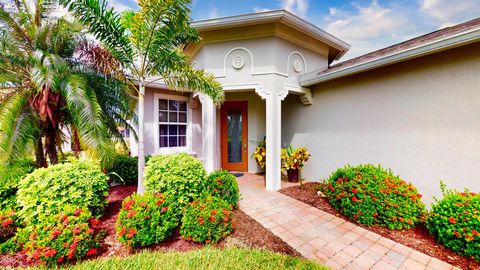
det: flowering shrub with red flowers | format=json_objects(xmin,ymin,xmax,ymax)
[
  {"xmin": 0, "ymin": 209, "xmax": 21, "ymax": 240},
  {"xmin": 323, "ymin": 164, "xmax": 425, "ymax": 230},
  {"xmin": 180, "ymin": 196, "xmax": 234, "ymax": 243},
  {"xmin": 205, "ymin": 170, "xmax": 240, "ymax": 208},
  {"xmin": 426, "ymin": 183, "xmax": 480, "ymax": 260},
  {"xmin": 116, "ymin": 192, "xmax": 178, "ymax": 248},
  {"xmin": 21, "ymin": 205, "xmax": 103, "ymax": 265}
]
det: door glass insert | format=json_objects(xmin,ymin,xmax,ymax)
[{"xmin": 227, "ymin": 108, "xmax": 242, "ymax": 163}]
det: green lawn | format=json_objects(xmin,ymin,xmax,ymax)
[{"xmin": 23, "ymin": 247, "xmax": 326, "ymax": 270}]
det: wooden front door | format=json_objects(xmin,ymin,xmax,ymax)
[{"xmin": 221, "ymin": 101, "xmax": 248, "ymax": 171}]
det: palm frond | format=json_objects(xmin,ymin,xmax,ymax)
[
  {"xmin": 0, "ymin": 93, "xmax": 39, "ymax": 162},
  {"xmin": 60, "ymin": 0, "xmax": 133, "ymax": 65},
  {"xmin": 59, "ymin": 73, "xmax": 115, "ymax": 166}
]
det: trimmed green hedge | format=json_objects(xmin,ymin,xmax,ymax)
[
  {"xmin": 107, "ymin": 155, "xmax": 138, "ymax": 185},
  {"xmin": 205, "ymin": 170, "xmax": 240, "ymax": 208},
  {"xmin": 17, "ymin": 161, "xmax": 109, "ymax": 223},
  {"xmin": 144, "ymin": 153, "xmax": 207, "ymax": 211},
  {"xmin": 0, "ymin": 160, "xmax": 35, "ymax": 210}
]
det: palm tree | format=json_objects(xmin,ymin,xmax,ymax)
[
  {"xmin": 61, "ymin": 0, "xmax": 224, "ymax": 193},
  {"xmin": 0, "ymin": 1, "xmax": 134, "ymax": 167}
]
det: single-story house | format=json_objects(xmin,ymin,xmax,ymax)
[{"xmin": 130, "ymin": 10, "xmax": 480, "ymax": 204}]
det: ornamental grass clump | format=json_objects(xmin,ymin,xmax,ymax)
[
  {"xmin": 116, "ymin": 193, "xmax": 178, "ymax": 248},
  {"xmin": 323, "ymin": 164, "xmax": 425, "ymax": 230},
  {"xmin": 205, "ymin": 170, "xmax": 240, "ymax": 208},
  {"xmin": 180, "ymin": 196, "xmax": 234, "ymax": 243},
  {"xmin": 17, "ymin": 161, "xmax": 109, "ymax": 223},
  {"xmin": 21, "ymin": 205, "xmax": 103, "ymax": 265},
  {"xmin": 144, "ymin": 153, "xmax": 207, "ymax": 211},
  {"xmin": 426, "ymin": 183, "xmax": 480, "ymax": 261}
]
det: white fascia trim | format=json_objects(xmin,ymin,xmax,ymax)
[
  {"xmin": 191, "ymin": 10, "xmax": 350, "ymax": 55},
  {"xmin": 300, "ymin": 28, "xmax": 480, "ymax": 87}
]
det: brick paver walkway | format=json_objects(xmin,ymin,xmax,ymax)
[{"xmin": 237, "ymin": 174, "xmax": 458, "ymax": 270}]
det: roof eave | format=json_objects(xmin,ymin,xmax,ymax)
[
  {"xmin": 191, "ymin": 10, "xmax": 350, "ymax": 60},
  {"xmin": 300, "ymin": 27, "xmax": 480, "ymax": 87}
]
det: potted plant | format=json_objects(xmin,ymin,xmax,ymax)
[
  {"xmin": 281, "ymin": 146, "xmax": 310, "ymax": 183},
  {"xmin": 252, "ymin": 138, "xmax": 266, "ymax": 170}
]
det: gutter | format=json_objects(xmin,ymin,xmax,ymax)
[{"xmin": 299, "ymin": 27, "xmax": 480, "ymax": 87}]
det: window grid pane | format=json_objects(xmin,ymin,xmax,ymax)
[{"xmin": 159, "ymin": 98, "xmax": 187, "ymax": 148}]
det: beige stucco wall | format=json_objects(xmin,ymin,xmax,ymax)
[
  {"xmin": 224, "ymin": 91, "xmax": 266, "ymax": 173},
  {"xmin": 130, "ymin": 88, "xmax": 203, "ymax": 158},
  {"xmin": 282, "ymin": 42, "xmax": 480, "ymax": 205}
]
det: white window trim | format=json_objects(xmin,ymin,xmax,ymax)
[{"xmin": 153, "ymin": 93, "xmax": 193, "ymax": 155}]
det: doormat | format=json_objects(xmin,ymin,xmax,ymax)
[{"xmin": 231, "ymin": 172, "xmax": 244, "ymax": 178}]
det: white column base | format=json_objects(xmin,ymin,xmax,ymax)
[
  {"xmin": 265, "ymin": 92, "xmax": 283, "ymax": 191},
  {"xmin": 201, "ymin": 95, "xmax": 217, "ymax": 173}
]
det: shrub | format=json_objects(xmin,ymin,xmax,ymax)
[
  {"xmin": 426, "ymin": 184, "xmax": 480, "ymax": 260},
  {"xmin": 116, "ymin": 192, "xmax": 178, "ymax": 248},
  {"xmin": 22, "ymin": 205, "xmax": 103, "ymax": 265},
  {"xmin": 323, "ymin": 164, "xmax": 425, "ymax": 230},
  {"xmin": 107, "ymin": 155, "xmax": 138, "ymax": 185},
  {"xmin": 0, "ymin": 209, "xmax": 21, "ymax": 241},
  {"xmin": 17, "ymin": 161, "xmax": 109, "ymax": 223},
  {"xmin": 0, "ymin": 160, "xmax": 35, "ymax": 210},
  {"xmin": 180, "ymin": 196, "xmax": 234, "ymax": 243},
  {"xmin": 144, "ymin": 153, "xmax": 207, "ymax": 210},
  {"xmin": 205, "ymin": 170, "xmax": 240, "ymax": 207}
]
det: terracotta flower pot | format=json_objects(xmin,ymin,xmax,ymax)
[{"xmin": 287, "ymin": 169, "xmax": 299, "ymax": 183}]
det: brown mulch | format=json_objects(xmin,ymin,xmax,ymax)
[
  {"xmin": 0, "ymin": 185, "xmax": 299, "ymax": 268},
  {"xmin": 279, "ymin": 182, "xmax": 480, "ymax": 270}
]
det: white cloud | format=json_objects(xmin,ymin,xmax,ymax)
[
  {"xmin": 323, "ymin": 0, "xmax": 412, "ymax": 59},
  {"xmin": 420, "ymin": 0, "xmax": 480, "ymax": 27},
  {"xmin": 282, "ymin": 0, "xmax": 308, "ymax": 17},
  {"xmin": 254, "ymin": 7, "xmax": 271, "ymax": 13},
  {"xmin": 109, "ymin": 0, "xmax": 133, "ymax": 12},
  {"xmin": 208, "ymin": 7, "xmax": 218, "ymax": 19}
]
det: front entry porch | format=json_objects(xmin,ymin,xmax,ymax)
[{"xmin": 200, "ymin": 88, "xmax": 287, "ymax": 191}]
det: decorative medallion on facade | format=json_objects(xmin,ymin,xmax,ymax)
[
  {"xmin": 232, "ymin": 55, "xmax": 245, "ymax": 69},
  {"xmin": 293, "ymin": 59, "xmax": 303, "ymax": 73}
]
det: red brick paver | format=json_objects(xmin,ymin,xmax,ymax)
[{"xmin": 237, "ymin": 174, "xmax": 454, "ymax": 270}]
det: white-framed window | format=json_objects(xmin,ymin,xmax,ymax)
[{"xmin": 154, "ymin": 93, "xmax": 191, "ymax": 154}]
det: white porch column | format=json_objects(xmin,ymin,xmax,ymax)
[
  {"xmin": 260, "ymin": 88, "xmax": 288, "ymax": 191},
  {"xmin": 201, "ymin": 95, "xmax": 217, "ymax": 173}
]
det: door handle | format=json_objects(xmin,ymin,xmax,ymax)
[{"xmin": 244, "ymin": 143, "xmax": 247, "ymax": 151}]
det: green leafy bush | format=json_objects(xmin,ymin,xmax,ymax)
[
  {"xmin": 0, "ymin": 209, "xmax": 21, "ymax": 241},
  {"xmin": 22, "ymin": 205, "xmax": 103, "ymax": 265},
  {"xmin": 0, "ymin": 160, "xmax": 35, "ymax": 210},
  {"xmin": 116, "ymin": 192, "xmax": 178, "ymax": 248},
  {"xmin": 205, "ymin": 170, "xmax": 240, "ymax": 208},
  {"xmin": 107, "ymin": 155, "xmax": 138, "ymax": 185},
  {"xmin": 426, "ymin": 184, "xmax": 480, "ymax": 260},
  {"xmin": 144, "ymin": 153, "xmax": 207, "ymax": 210},
  {"xmin": 323, "ymin": 164, "xmax": 425, "ymax": 230},
  {"xmin": 17, "ymin": 161, "xmax": 109, "ymax": 223},
  {"xmin": 180, "ymin": 196, "xmax": 234, "ymax": 243}
]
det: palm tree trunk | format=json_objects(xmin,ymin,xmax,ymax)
[
  {"xmin": 71, "ymin": 126, "xmax": 81, "ymax": 158},
  {"xmin": 35, "ymin": 136, "xmax": 47, "ymax": 168},
  {"xmin": 45, "ymin": 128, "xmax": 58, "ymax": 165},
  {"xmin": 137, "ymin": 81, "xmax": 145, "ymax": 194}
]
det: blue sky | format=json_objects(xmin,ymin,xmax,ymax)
[{"xmin": 112, "ymin": 0, "xmax": 480, "ymax": 60}]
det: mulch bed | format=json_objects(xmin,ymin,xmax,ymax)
[
  {"xmin": 280, "ymin": 182, "xmax": 480, "ymax": 270},
  {"xmin": 0, "ymin": 185, "xmax": 299, "ymax": 268}
]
